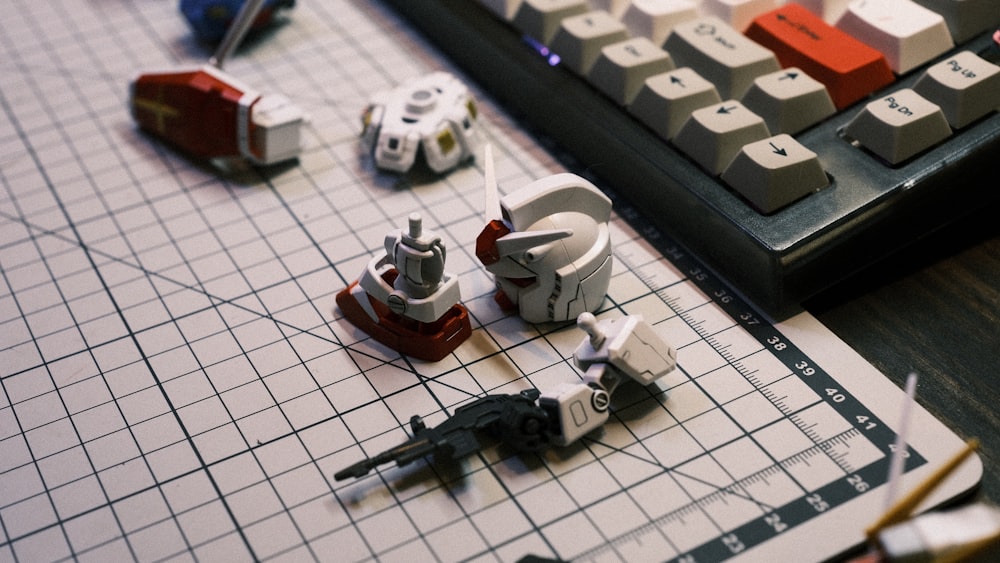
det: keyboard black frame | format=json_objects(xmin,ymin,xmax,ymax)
[{"xmin": 383, "ymin": 0, "xmax": 1000, "ymax": 318}]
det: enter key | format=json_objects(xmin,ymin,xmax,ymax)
[{"xmin": 745, "ymin": 3, "xmax": 894, "ymax": 109}]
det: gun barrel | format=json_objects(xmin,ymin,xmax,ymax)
[
  {"xmin": 334, "ymin": 459, "xmax": 376, "ymax": 481},
  {"xmin": 333, "ymin": 391, "xmax": 548, "ymax": 482},
  {"xmin": 333, "ymin": 437, "xmax": 437, "ymax": 481}
]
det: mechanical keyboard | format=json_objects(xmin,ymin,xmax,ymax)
[{"xmin": 382, "ymin": 0, "xmax": 1000, "ymax": 318}]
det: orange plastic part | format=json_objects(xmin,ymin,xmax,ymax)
[
  {"xmin": 746, "ymin": 4, "xmax": 895, "ymax": 109},
  {"xmin": 335, "ymin": 270, "xmax": 472, "ymax": 362}
]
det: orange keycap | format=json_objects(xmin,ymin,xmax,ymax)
[{"xmin": 745, "ymin": 3, "xmax": 894, "ymax": 109}]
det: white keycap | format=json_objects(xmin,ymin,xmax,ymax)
[
  {"xmin": 590, "ymin": 0, "xmax": 632, "ymax": 19},
  {"xmin": 589, "ymin": 37, "xmax": 676, "ymax": 104},
  {"xmin": 913, "ymin": 51, "xmax": 1000, "ymax": 128},
  {"xmin": 673, "ymin": 100, "xmax": 770, "ymax": 174},
  {"xmin": 797, "ymin": 0, "xmax": 854, "ymax": 23},
  {"xmin": 551, "ymin": 10, "xmax": 630, "ymax": 75},
  {"xmin": 912, "ymin": 0, "xmax": 1000, "ymax": 43},
  {"xmin": 844, "ymin": 88, "xmax": 951, "ymax": 164},
  {"xmin": 741, "ymin": 68, "xmax": 836, "ymax": 134},
  {"xmin": 479, "ymin": 0, "xmax": 525, "ymax": 20},
  {"xmin": 722, "ymin": 134, "xmax": 830, "ymax": 212},
  {"xmin": 512, "ymin": 0, "xmax": 590, "ymax": 43},
  {"xmin": 630, "ymin": 67, "xmax": 723, "ymax": 139},
  {"xmin": 663, "ymin": 17, "xmax": 781, "ymax": 99},
  {"xmin": 835, "ymin": 0, "xmax": 954, "ymax": 74},
  {"xmin": 621, "ymin": 0, "xmax": 700, "ymax": 46},
  {"xmin": 701, "ymin": 0, "xmax": 780, "ymax": 32}
]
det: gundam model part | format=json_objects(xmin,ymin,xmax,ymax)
[
  {"xmin": 538, "ymin": 312, "xmax": 677, "ymax": 446},
  {"xmin": 131, "ymin": 66, "xmax": 303, "ymax": 165},
  {"xmin": 336, "ymin": 213, "xmax": 472, "ymax": 362},
  {"xmin": 858, "ymin": 439, "xmax": 999, "ymax": 562},
  {"xmin": 180, "ymin": 0, "xmax": 294, "ymax": 43},
  {"xmin": 361, "ymin": 71, "xmax": 480, "ymax": 174},
  {"xmin": 333, "ymin": 312, "xmax": 676, "ymax": 481},
  {"xmin": 131, "ymin": 0, "xmax": 303, "ymax": 166},
  {"xmin": 476, "ymin": 170, "xmax": 613, "ymax": 324},
  {"xmin": 870, "ymin": 503, "xmax": 1000, "ymax": 562},
  {"xmin": 334, "ymin": 390, "xmax": 548, "ymax": 481}
]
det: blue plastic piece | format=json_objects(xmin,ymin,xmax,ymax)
[{"xmin": 180, "ymin": 0, "xmax": 294, "ymax": 42}]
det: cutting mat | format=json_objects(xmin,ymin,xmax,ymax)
[{"xmin": 0, "ymin": 1, "xmax": 980, "ymax": 561}]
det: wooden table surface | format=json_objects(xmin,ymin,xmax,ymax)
[{"xmin": 806, "ymin": 202, "xmax": 1000, "ymax": 507}]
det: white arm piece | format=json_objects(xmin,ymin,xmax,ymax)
[{"xmin": 539, "ymin": 313, "xmax": 677, "ymax": 446}]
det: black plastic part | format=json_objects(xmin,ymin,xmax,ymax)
[{"xmin": 334, "ymin": 390, "xmax": 550, "ymax": 481}]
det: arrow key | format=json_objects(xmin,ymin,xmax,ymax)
[
  {"xmin": 673, "ymin": 100, "xmax": 770, "ymax": 174},
  {"xmin": 721, "ymin": 134, "xmax": 829, "ymax": 213},
  {"xmin": 630, "ymin": 67, "xmax": 722, "ymax": 139},
  {"xmin": 741, "ymin": 67, "xmax": 836, "ymax": 134}
]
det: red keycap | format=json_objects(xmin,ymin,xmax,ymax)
[{"xmin": 745, "ymin": 4, "xmax": 894, "ymax": 109}]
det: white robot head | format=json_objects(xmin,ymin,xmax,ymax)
[{"xmin": 476, "ymin": 172, "xmax": 613, "ymax": 323}]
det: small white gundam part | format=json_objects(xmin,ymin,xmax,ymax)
[
  {"xmin": 361, "ymin": 71, "xmax": 480, "ymax": 174},
  {"xmin": 540, "ymin": 312, "xmax": 677, "ymax": 446}
]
